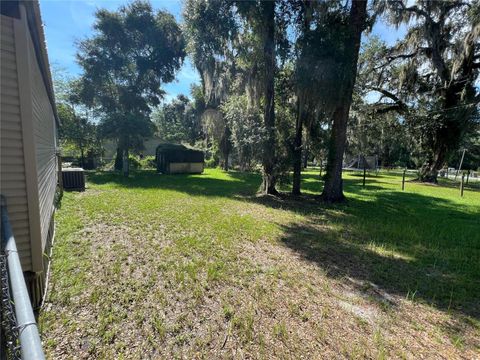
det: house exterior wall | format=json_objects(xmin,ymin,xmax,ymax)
[
  {"xmin": 0, "ymin": 14, "xmax": 32, "ymax": 271},
  {"xmin": 26, "ymin": 21, "xmax": 57, "ymax": 252},
  {"xmin": 1, "ymin": 4, "xmax": 57, "ymax": 276}
]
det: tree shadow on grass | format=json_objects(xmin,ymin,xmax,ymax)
[
  {"xmin": 251, "ymin": 192, "xmax": 480, "ymax": 321},
  {"xmin": 437, "ymin": 177, "xmax": 480, "ymax": 191},
  {"xmin": 86, "ymin": 170, "xmax": 260, "ymax": 197},
  {"xmin": 300, "ymin": 174, "xmax": 389, "ymax": 194},
  {"xmin": 86, "ymin": 169, "xmax": 479, "ymax": 319}
]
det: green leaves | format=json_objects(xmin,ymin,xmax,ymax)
[
  {"xmin": 152, "ymin": 94, "xmax": 203, "ymax": 145},
  {"xmin": 76, "ymin": 0, "xmax": 185, "ymax": 153},
  {"xmin": 57, "ymin": 103, "xmax": 100, "ymax": 161},
  {"xmin": 358, "ymin": 1, "xmax": 479, "ymax": 179}
]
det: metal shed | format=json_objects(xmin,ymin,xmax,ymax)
[
  {"xmin": 155, "ymin": 144, "xmax": 204, "ymax": 174},
  {"xmin": 1, "ymin": 0, "xmax": 59, "ymax": 307}
]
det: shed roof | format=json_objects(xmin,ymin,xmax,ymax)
[
  {"xmin": 156, "ymin": 143, "xmax": 204, "ymax": 163},
  {"xmin": 156, "ymin": 143, "xmax": 192, "ymax": 152}
]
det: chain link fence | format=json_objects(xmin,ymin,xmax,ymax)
[
  {"xmin": 0, "ymin": 249, "xmax": 21, "ymax": 360},
  {"xmin": 1, "ymin": 195, "xmax": 45, "ymax": 359}
]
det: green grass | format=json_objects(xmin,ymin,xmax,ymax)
[
  {"xmin": 40, "ymin": 168, "xmax": 480, "ymax": 358},
  {"xmin": 294, "ymin": 170, "xmax": 480, "ymax": 313}
]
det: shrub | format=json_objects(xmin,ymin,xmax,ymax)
[
  {"xmin": 128, "ymin": 155, "xmax": 142, "ymax": 169},
  {"xmin": 205, "ymin": 157, "xmax": 218, "ymax": 168},
  {"xmin": 139, "ymin": 156, "xmax": 156, "ymax": 169}
]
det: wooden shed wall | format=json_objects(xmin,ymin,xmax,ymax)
[
  {"xmin": 26, "ymin": 23, "xmax": 57, "ymax": 251},
  {"xmin": 168, "ymin": 163, "xmax": 204, "ymax": 174},
  {"xmin": 0, "ymin": 15, "xmax": 32, "ymax": 270}
]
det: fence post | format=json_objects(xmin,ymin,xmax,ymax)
[
  {"xmin": 460, "ymin": 173, "xmax": 465, "ymax": 197},
  {"xmin": 402, "ymin": 169, "xmax": 406, "ymax": 191},
  {"xmin": 466, "ymin": 170, "xmax": 470, "ymax": 185},
  {"xmin": 455, "ymin": 148, "xmax": 466, "ymax": 180}
]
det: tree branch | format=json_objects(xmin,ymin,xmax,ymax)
[
  {"xmin": 384, "ymin": 47, "xmax": 431, "ymax": 65},
  {"xmin": 387, "ymin": 51, "xmax": 418, "ymax": 62},
  {"xmin": 366, "ymin": 86, "xmax": 409, "ymax": 113},
  {"xmin": 370, "ymin": 103, "xmax": 405, "ymax": 114},
  {"xmin": 368, "ymin": 86, "xmax": 401, "ymax": 103}
]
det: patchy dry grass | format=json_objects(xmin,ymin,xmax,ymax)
[{"xmin": 40, "ymin": 168, "xmax": 480, "ymax": 359}]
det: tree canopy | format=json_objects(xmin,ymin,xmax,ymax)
[
  {"xmin": 58, "ymin": 0, "xmax": 479, "ymax": 199},
  {"xmin": 360, "ymin": 1, "xmax": 480, "ymax": 182},
  {"xmin": 75, "ymin": 0, "xmax": 185, "ymax": 174}
]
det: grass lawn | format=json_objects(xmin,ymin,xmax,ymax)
[{"xmin": 40, "ymin": 168, "xmax": 480, "ymax": 359}]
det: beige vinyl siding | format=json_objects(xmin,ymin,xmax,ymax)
[
  {"xmin": 0, "ymin": 15, "xmax": 32, "ymax": 270},
  {"xmin": 25, "ymin": 21, "xmax": 57, "ymax": 252}
]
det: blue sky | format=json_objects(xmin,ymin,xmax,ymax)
[
  {"xmin": 40, "ymin": 0, "xmax": 198, "ymax": 102},
  {"xmin": 40, "ymin": 0, "xmax": 405, "ymax": 102}
]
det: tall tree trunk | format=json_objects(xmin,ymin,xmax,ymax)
[
  {"xmin": 321, "ymin": 0, "xmax": 368, "ymax": 202},
  {"xmin": 80, "ymin": 147, "xmax": 85, "ymax": 169},
  {"xmin": 303, "ymin": 143, "xmax": 309, "ymax": 169},
  {"xmin": 292, "ymin": 2, "xmax": 313, "ymax": 195},
  {"xmin": 322, "ymin": 106, "xmax": 349, "ymax": 201},
  {"xmin": 223, "ymin": 152, "xmax": 229, "ymax": 171},
  {"xmin": 292, "ymin": 101, "xmax": 305, "ymax": 195},
  {"xmin": 419, "ymin": 143, "xmax": 447, "ymax": 183},
  {"xmin": 261, "ymin": 1, "xmax": 278, "ymax": 195},
  {"xmin": 123, "ymin": 147, "xmax": 129, "ymax": 177},
  {"xmin": 419, "ymin": 85, "xmax": 469, "ymax": 183},
  {"xmin": 115, "ymin": 147, "xmax": 123, "ymax": 171},
  {"xmin": 292, "ymin": 139, "xmax": 302, "ymax": 195},
  {"xmin": 220, "ymin": 126, "xmax": 231, "ymax": 171}
]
